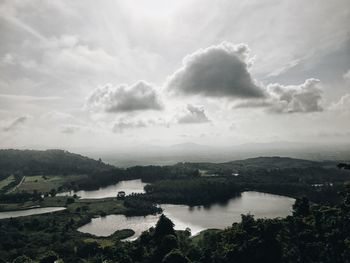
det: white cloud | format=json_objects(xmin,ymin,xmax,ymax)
[
  {"xmin": 233, "ymin": 79, "xmax": 324, "ymax": 114},
  {"xmin": 344, "ymin": 69, "xmax": 350, "ymax": 80},
  {"xmin": 86, "ymin": 81, "xmax": 163, "ymax": 113},
  {"xmin": 112, "ymin": 119, "xmax": 148, "ymax": 133},
  {"xmin": 2, "ymin": 53, "xmax": 15, "ymax": 64},
  {"xmin": 331, "ymin": 93, "xmax": 350, "ymax": 111},
  {"xmin": 61, "ymin": 125, "xmax": 80, "ymax": 134},
  {"xmin": 177, "ymin": 104, "xmax": 210, "ymax": 124},
  {"xmin": 266, "ymin": 79, "xmax": 323, "ymax": 113},
  {"xmin": 166, "ymin": 42, "xmax": 265, "ymax": 98}
]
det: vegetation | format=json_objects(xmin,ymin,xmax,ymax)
[
  {"xmin": 0, "ymin": 149, "xmax": 112, "ymax": 178},
  {"xmin": 4, "ymin": 188, "xmax": 350, "ymax": 262},
  {"xmin": 144, "ymin": 178, "xmax": 240, "ymax": 205},
  {"xmin": 1, "ymin": 151, "xmax": 350, "ymax": 262}
]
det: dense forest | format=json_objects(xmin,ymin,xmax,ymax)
[{"xmin": 0, "ymin": 149, "xmax": 112, "ymax": 179}]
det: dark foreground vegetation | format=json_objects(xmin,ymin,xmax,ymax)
[
  {"xmin": 1, "ymin": 187, "xmax": 350, "ymax": 263},
  {"xmin": 1, "ymin": 150, "xmax": 350, "ymax": 262}
]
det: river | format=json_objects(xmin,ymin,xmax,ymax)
[{"xmin": 57, "ymin": 179, "xmax": 147, "ymax": 199}]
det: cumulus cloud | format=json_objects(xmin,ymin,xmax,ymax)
[
  {"xmin": 86, "ymin": 81, "xmax": 163, "ymax": 113},
  {"xmin": 233, "ymin": 79, "xmax": 324, "ymax": 113},
  {"xmin": 3, "ymin": 116, "xmax": 27, "ymax": 131},
  {"xmin": 61, "ymin": 125, "xmax": 80, "ymax": 134},
  {"xmin": 112, "ymin": 119, "xmax": 148, "ymax": 133},
  {"xmin": 331, "ymin": 93, "xmax": 350, "ymax": 111},
  {"xmin": 166, "ymin": 42, "xmax": 265, "ymax": 98},
  {"xmin": 177, "ymin": 104, "xmax": 210, "ymax": 124},
  {"xmin": 233, "ymin": 100, "xmax": 272, "ymax": 109},
  {"xmin": 266, "ymin": 78, "xmax": 323, "ymax": 113}
]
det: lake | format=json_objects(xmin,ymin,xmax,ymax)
[
  {"xmin": 57, "ymin": 179, "xmax": 147, "ymax": 199},
  {"xmin": 78, "ymin": 191, "xmax": 295, "ymax": 240},
  {"xmin": 0, "ymin": 207, "xmax": 66, "ymax": 219}
]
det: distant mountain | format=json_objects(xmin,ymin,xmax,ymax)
[
  {"xmin": 178, "ymin": 156, "xmax": 338, "ymax": 173},
  {"xmin": 224, "ymin": 156, "xmax": 321, "ymax": 169},
  {"xmin": 91, "ymin": 141, "xmax": 350, "ymax": 167},
  {"xmin": 0, "ymin": 149, "xmax": 112, "ymax": 178}
]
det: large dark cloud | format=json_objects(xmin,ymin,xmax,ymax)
[
  {"xmin": 86, "ymin": 81, "xmax": 163, "ymax": 113},
  {"xmin": 166, "ymin": 42, "xmax": 265, "ymax": 98},
  {"xmin": 177, "ymin": 104, "xmax": 210, "ymax": 124}
]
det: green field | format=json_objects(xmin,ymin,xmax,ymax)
[
  {"xmin": 67, "ymin": 197, "xmax": 127, "ymax": 215},
  {"xmin": 83, "ymin": 229, "xmax": 135, "ymax": 248},
  {"xmin": 16, "ymin": 174, "xmax": 87, "ymax": 193},
  {"xmin": 191, "ymin": 229, "xmax": 222, "ymax": 245},
  {"xmin": 0, "ymin": 175, "xmax": 15, "ymax": 189},
  {"xmin": 0, "ymin": 195, "xmax": 127, "ymax": 215}
]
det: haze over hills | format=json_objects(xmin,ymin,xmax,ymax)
[{"xmin": 83, "ymin": 141, "xmax": 350, "ymax": 167}]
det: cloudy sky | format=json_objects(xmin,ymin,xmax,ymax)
[{"xmin": 0, "ymin": 0, "xmax": 350, "ymax": 151}]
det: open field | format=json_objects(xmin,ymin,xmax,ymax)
[
  {"xmin": 191, "ymin": 229, "xmax": 222, "ymax": 245},
  {"xmin": 83, "ymin": 229, "xmax": 135, "ymax": 248},
  {"xmin": 0, "ymin": 196, "xmax": 127, "ymax": 216},
  {"xmin": 67, "ymin": 197, "xmax": 127, "ymax": 215},
  {"xmin": 0, "ymin": 175, "xmax": 15, "ymax": 189},
  {"xmin": 16, "ymin": 174, "xmax": 87, "ymax": 193}
]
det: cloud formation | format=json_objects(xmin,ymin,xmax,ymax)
[
  {"xmin": 61, "ymin": 125, "xmax": 80, "ymax": 134},
  {"xmin": 267, "ymin": 78, "xmax": 323, "ymax": 113},
  {"xmin": 112, "ymin": 119, "xmax": 148, "ymax": 133},
  {"xmin": 177, "ymin": 104, "xmax": 210, "ymax": 124},
  {"xmin": 86, "ymin": 81, "xmax": 163, "ymax": 113},
  {"xmin": 3, "ymin": 116, "xmax": 27, "ymax": 132},
  {"xmin": 331, "ymin": 93, "xmax": 350, "ymax": 111},
  {"xmin": 166, "ymin": 42, "xmax": 264, "ymax": 98},
  {"xmin": 344, "ymin": 69, "xmax": 350, "ymax": 80}
]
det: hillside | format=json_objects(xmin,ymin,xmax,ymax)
[
  {"xmin": 178, "ymin": 156, "xmax": 328, "ymax": 172},
  {"xmin": 0, "ymin": 149, "xmax": 112, "ymax": 179},
  {"xmin": 223, "ymin": 156, "xmax": 323, "ymax": 170}
]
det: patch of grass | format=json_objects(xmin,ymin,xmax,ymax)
[
  {"xmin": 0, "ymin": 196, "xmax": 127, "ymax": 216},
  {"xmin": 0, "ymin": 201, "xmax": 39, "ymax": 211},
  {"xmin": 84, "ymin": 237, "xmax": 115, "ymax": 248},
  {"xmin": 67, "ymin": 198, "xmax": 127, "ymax": 215},
  {"xmin": 0, "ymin": 175, "xmax": 15, "ymax": 189},
  {"xmin": 83, "ymin": 229, "xmax": 135, "ymax": 248},
  {"xmin": 0, "ymin": 196, "xmax": 70, "ymax": 211},
  {"xmin": 191, "ymin": 229, "xmax": 222, "ymax": 245},
  {"xmin": 16, "ymin": 175, "xmax": 87, "ymax": 193}
]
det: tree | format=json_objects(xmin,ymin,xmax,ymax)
[
  {"xmin": 153, "ymin": 214, "xmax": 176, "ymax": 243},
  {"xmin": 162, "ymin": 250, "xmax": 189, "ymax": 263},
  {"xmin": 39, "ymin": 251, "xmax": 58, "ymax": 263},
  {"xmin": 12, "ymin": 256, "xmax": 33, "ymax": 263},
  {"xmin": 293, "ymin": 197, "xmax": 310, "ymax": 216},
  {"xmin": 155, "ymin": 234, "xmax": 179, "ymax": 261}
]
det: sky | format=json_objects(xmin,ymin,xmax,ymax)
[{"xmin": 0, "ymin": 0, "xmax": 350, "ymax": 152}]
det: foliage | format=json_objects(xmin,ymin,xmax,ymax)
[{"xmin": 145, "ymin": 178, "xmax": 241, "ymax": 205}]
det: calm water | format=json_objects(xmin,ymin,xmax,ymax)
[
  {"xmin": 0, "ymin": 207, "xmax": 66, "ymax": 219},
  {"xmin": 57, "ymin": 179, "xmax": 147, "ymax": 199},
  {"xmin": 78, "ymin": 191, "xmax": 295, "ymax": 240}
]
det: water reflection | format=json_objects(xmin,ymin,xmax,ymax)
[
  {"xmin": 78, "ymin": 191, "xmax": 295, "ymax": 240},
  {"xmin": 57, "ymin": 179, "xmax": 147, "ymax": 199}
]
